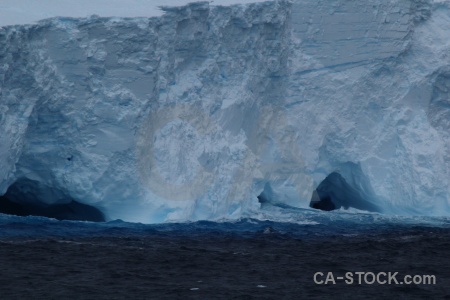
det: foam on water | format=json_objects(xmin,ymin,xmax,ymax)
[{"xmin": 1, "ymin": 204, "xmax": 449, "ymax": 239}]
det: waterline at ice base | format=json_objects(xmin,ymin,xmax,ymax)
[{"xmin": 1, "ymin": 0, "xmax": 449, "ymax": 223}]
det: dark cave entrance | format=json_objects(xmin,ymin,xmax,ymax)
[
  {"xmin": 310, "ymin": 194, "xmax": 336, "ymax": 211},
  {"xmin": 309, "ymin": 172, "xmax": 380, "ymax": 213},
  {"xmin": 257, "ymin": 182, "xmax": 274, "ymax": 205},
  {"xmin": 0, "ymin": 178, "xmax": 105, "ymax": 222}
]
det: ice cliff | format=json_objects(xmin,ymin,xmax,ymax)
[{"xmin": 0, "ymin": 0, "xmax": 449, "ymax": 222}]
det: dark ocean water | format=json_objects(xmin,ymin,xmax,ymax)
[{"xmin": 1, "ymin": 206, "xmax": 450, "ymax": 299}]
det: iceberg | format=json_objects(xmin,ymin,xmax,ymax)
[{"xmin": 0, "ymin": 0, "xmax": 449, "ymax": 222}]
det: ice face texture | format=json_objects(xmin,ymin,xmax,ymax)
[{"xmin": 0, "ymin": 0, "xmax": 449, "ymax": 222}]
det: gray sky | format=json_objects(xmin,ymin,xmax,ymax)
[{"xmin": 0, "ymin": 0, "xmax": 266, "ymax": 27}]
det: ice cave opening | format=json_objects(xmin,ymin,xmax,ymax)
[
  {"xmin": 0, "ymin": 178, "xmax": 105, "ymax": 222},
  {"xmin": 257, "ymin": 183, "xmax": 272, "ymax": 205},
  {"xmin": 309, "ymin": 172, "xmax": 381, "ymax": 213}
]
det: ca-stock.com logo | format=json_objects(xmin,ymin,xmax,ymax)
[
  {"xmin": 314, "ymin": 272, "xmax": 436, "ymax": 285},
  {"xmin": 135, "ymin": 102, "xmax": 302, "ymax": 205},
  {"xmin": 137, "ymin": 103, "xmax": 216, "ymax": 201}
]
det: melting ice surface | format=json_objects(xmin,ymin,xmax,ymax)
[{"xmin": 1, "ymin": 0, "xmax": 450, "ymax": 223}]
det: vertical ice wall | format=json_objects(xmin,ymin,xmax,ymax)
[
  {"xmin": 0, "ymin": 0, "xmax": 449, "ymax": 222},
  {"xmin": 286, "ymin": 0, "xmax": 450, "ymax": 214}
]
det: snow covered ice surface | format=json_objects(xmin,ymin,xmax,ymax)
[{"xmin": 0, "ymin": 0, "xmax": 449, "ymax": 223}]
